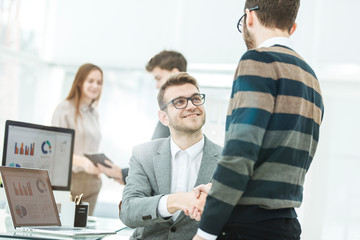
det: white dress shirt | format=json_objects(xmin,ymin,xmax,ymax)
[
  {"xmin": 158, "ymin": 136, "xmax": 204, "ymax": 221},
  {"xmin": 258, "ymin": 36, "xmax": 293, "ymax": 49}
]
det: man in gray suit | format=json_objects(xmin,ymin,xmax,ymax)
[
  {"xmin": 97, "ymin": 50, "xmax": 187, "ymax": 184},
  {"xmin": 120, "ymin": 72, "xmax": 222, "ymax": 240}
]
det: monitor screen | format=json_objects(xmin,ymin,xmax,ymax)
[{"xmin": 2, "ymin": 120, "xmax": 74, "ymax": 191}]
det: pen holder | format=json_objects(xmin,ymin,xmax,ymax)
[{"xmin": 61, "ymin": 201, "xmax": 89, "ymax": 227}]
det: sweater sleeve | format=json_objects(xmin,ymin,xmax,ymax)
[{"xmin": 199, "ymin": 50, "xmax": 277, "ymax": 236}]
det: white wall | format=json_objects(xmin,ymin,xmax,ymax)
[{"xmin": 49, "ymin": 0, "xmax": 244, "ymax": 68}]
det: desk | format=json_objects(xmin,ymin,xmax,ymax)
[{"xmin": 0, "ymin": 210, "xmax": 134, "ymax": 239}]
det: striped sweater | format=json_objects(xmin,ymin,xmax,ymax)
[{"xmin": 199, "ymin": 45, "xmax": 324, "ymax": 236}]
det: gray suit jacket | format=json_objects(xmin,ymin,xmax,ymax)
[
  {"xmin": 121, "ymin": 121, "xmax": 170, "ymax": 183},
  {"xmin": 120, "ymin": 136, "xmax": 222, "ymax": 240}
]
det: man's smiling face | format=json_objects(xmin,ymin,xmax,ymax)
[{"xmin": 161, "ymin": 83, "xmax": 205, "ymax": 135}]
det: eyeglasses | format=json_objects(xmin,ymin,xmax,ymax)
[
  {"xmin": 162, "ymin": 94, "xmax": 205, "ymax": 111},
  {"xmin": 237, "ymin": 6, "xmax": 259, "ymax": 33}
]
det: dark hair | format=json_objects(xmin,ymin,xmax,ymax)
[
  {"xmin": 66, "ymin": 63, "xmax": 103, "ymax": 120},
  {"xmin": 146, "ymin": 50, "xmax": 187, "ymax": 72},
  {"xmin": 157, "ymin": 72, "xmax": 199, "ymax": 109},
  {"xmin": 245, "ymin": 0, "xmax": 300, "ymax": 33}
]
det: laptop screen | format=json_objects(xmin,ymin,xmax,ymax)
[
  {"xmin": 2, "ymin": 120, "xmax": 74, "ymax": 191},
  {"xmin": 0, "ymin": 167, "xmax": 61, "ymax": 227}
]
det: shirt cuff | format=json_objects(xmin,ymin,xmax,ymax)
[
  {"xmin": 157, "ymin": 195, "xmax": 172, "ymax": 218},
  {"xmin": 197, "ymin": 228, "xmax": 218, "ymax": 240}
]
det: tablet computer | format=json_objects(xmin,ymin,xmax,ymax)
[{"xmin": 84, "ymin": 153, "xmax": 112, "ymax": 168}]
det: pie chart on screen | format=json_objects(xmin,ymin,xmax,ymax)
[
  {"xmin": 41, "ymin": 140, "xmax": 52, "ymax": 154},
  {"xmin": 15, "ymin": 205, "xmax": 27, "ymax": 218},
  {"xmin": 9, "ymin": 163, "xmax": 21, "ymax": 167},
  {"xmin": 36, "ymin": 178, "xmax": 46, "ymax": 193}
]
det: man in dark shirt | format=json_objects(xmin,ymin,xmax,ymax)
[
  {"xmin": 192, "ymin": 0, "xmax": 324, "ymax": 239},
  {"xmin": 146, "ymin": 50, "xmax": 188, "ymax": 139}
]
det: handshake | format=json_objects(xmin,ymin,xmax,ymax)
[{"xmin": 167, "ymin": 183, "xmax": 212, "ymax": 221}]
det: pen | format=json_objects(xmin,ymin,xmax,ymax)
[{"xmin": 77, "ymin": 193, "xmax": 84, "ymax": 205}]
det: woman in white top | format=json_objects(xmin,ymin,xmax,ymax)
[{"xmin": 52, "ymin": 63, "xmax": 104, "ymax": 215}]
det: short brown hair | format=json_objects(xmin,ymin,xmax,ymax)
[
  {"xmin": 146, "ymin": 50, "xmax": 187, "ymax": 72},
  {"xmin": 157, "ymin": 72, "xmax": 199, "ymax": 109},
  {"xmin": 245, "ymin": 0, "xmax": 300, "ymax": 33}
]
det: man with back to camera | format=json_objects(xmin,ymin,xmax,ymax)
[
  {"xmin": 191, "ymin": 0, "xmax": 324, "ymax": 239},
  {"xmin": 97, "ymin": 50, "xmax": 187, "ymax": 183},
  {"xmin": 119, "ymin": 72, "xmax": 222, "ymax": 240}
]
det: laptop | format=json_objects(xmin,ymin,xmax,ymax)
[{"xmin": 0, "ymin": 166, "xmax": 117, "ymax": 237}]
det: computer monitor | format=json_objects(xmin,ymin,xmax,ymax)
[{"xmin": 2, "ymin": 120, "xmax": 74, "ymax": 191}]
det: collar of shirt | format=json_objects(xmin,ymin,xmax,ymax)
[
  {"xmin": 170, "ymin": 136, "xmax": 205, "ymax": 160},
  {"xmin": 258, "ymin": 37, "xmax": 293, "ymax": 49},
  {"xmin": 80, "ymin": 103, "xmax": 95, "ymax": 113}
]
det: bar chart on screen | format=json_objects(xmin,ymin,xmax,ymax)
[
  {"xmin": 13, "ymin": 181, "xmax": 33, "ymax": 196},
  {"xmin": 14, "ymin": 142, "xmax": 35, "ymax": 156}
]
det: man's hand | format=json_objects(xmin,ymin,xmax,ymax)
[
  {"xmin": 97, "ymin": 160, "xmax": 125, "ymax": 185},
  {"xmin": 193, "ymin": 183, "xmax": 212, "ymax": 199},
  {"xmin": 166, "ymin": 184, "xmax": 212, "ymax": 220},
  {"xmin": 186, "ymin": 183, "xmax": 212, "ymax": 221},
  {"xmin": 193, "ymin": 234, "xmax": 206, "ymax": 240},
  {"xmin": 167, "ymin": 192, "xmax": 198, "ymax": 214}
]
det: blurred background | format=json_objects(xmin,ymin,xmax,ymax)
[{"xmin": 1, "ymin": 0, "xmax": 360, "ymax": 239}]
